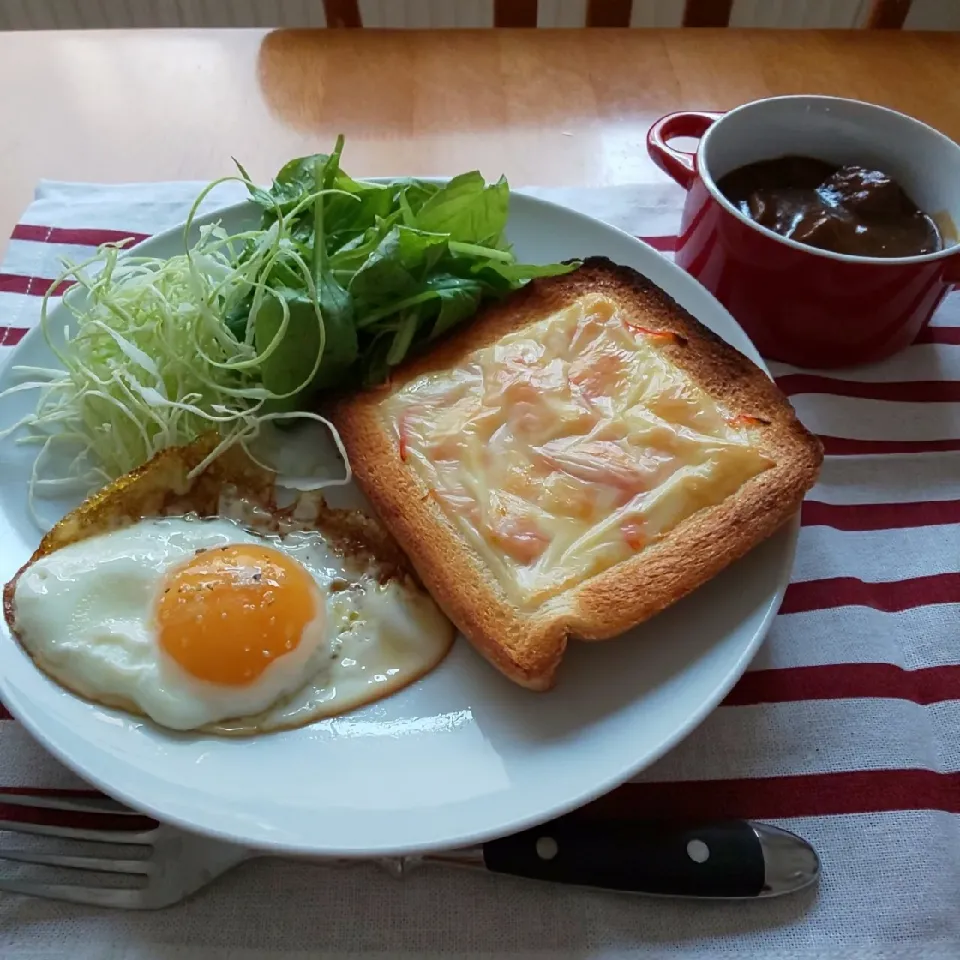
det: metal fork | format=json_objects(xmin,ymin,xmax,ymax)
[{"xmin": 0, "ymin": 792, "xmax": 254, "ymax": 908}]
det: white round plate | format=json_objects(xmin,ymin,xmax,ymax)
[{"xmin": 0, "ymin": 192, "xmax": 797, "ymax": 856}]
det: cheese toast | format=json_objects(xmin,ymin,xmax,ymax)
[{"xmin": 330, "ymin": 258, "xmax": 823, "ymax": 689}]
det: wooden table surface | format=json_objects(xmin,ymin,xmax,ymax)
[{"xmin": 1, "ymin": 27, "xmax": 959, "ymax": 249}]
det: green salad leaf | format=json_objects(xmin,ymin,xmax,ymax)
[
  {"xmin": 236, "ymin": 137, "xmax": 576, "ymax": 400},
  {"xmin": 254, "ymin": 290, "xmax": 326, "ymax": 405},
  {"xmin": 414, "ymin": 171, "xmax": 509, "ymax": 246}
]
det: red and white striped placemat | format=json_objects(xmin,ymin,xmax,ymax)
[{"xmin": 1, "ymin": 180, "xmax": 958, "ymax": 959}]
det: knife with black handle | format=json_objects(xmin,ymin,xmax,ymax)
[{"xmin": 397, "ymin": 818, "xmax": 819, "ymax": 899}]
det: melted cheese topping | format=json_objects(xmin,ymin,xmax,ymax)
[{"xmin": 382, "ymin": 295, "xmax": 772, "ymax": 609}]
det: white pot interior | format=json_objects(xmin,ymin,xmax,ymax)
[{"xmin": 699, "ymin": 96, "xmax": 960, "ymax": 248}]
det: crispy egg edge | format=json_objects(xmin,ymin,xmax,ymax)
[{"xmin": 2, "ymin": 433, "xmax": 455, "ymax": 736}]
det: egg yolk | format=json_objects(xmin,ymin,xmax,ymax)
[{"xmin": 156, "ymin": 544, "xmax": 320, "ymax": 686}]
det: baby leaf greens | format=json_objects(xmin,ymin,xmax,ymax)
[
  {"xmin": 236, "ymin": 136, "xmax": 575, "ymax": 399},
  {"xmin": 0, "ymin": 139, "xmax": 577, "ymax": 513}
]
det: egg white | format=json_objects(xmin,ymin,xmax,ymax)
[{"xmin": 11, "ymin": 515, "xmax": 453, "ymax": 733}]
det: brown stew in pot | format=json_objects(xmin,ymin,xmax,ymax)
[{"xmin": 716, "ymin": 156, "xmax": 942, "ymax": 258}]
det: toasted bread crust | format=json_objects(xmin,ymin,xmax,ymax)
[{"xmin": 330, "ymin": 258, "xmax": 823, "ymax": 690}]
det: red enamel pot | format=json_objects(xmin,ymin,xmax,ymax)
[{"xmin": 647, "ymin": 96, "xmax": 960, "ymax": 368}]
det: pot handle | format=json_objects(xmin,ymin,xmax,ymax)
[{"xmin": 647, "ymin": 111, "xmax": 724, "ymax": 190}]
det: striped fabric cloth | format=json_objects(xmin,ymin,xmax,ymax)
[{"xmin": 0, "ymin": 180, "xmax": 958, "ymax": 959}]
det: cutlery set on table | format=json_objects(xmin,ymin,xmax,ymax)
[{"xmin": 0, "ymin": 791, "xmax": 818, "ymax": 907}]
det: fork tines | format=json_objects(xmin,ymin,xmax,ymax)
[{"xmin": 0, "ymin": 790, "xmax": 159, "ymax": 907}]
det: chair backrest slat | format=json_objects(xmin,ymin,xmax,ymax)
[
  {"xmin": 494, "ymin": 0, "xmax": 540, "ymax": 27},
  {"xmin": 324, "ymin": 0, "xmax": 362, "ymax": 29},
  {"xmin": 682, "ymin": 0, "xmax": 734, "ymax": 28},
  {"xmin": 866, "ymin": 0, "xmax": 914, "ymax": 29},
  {"xmin": 586, "ymin": 0, "xmax": 633, "ymax": 27}
]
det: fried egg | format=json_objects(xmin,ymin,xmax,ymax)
[{"xmin": 3, "ymin": 437, "xmax": 455, "ymax": 734}]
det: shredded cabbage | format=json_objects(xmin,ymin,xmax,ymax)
[{"xmin": 0, "ymin": 178, "xmax": 353, "ymax": 512}]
